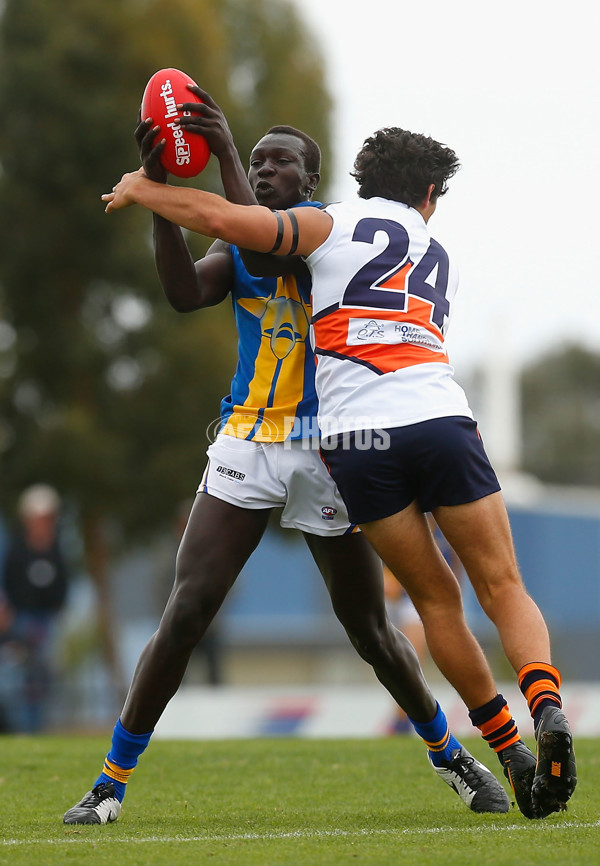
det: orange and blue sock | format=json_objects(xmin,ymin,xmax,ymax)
[
  {"xmin": 410, "ymin": 702, "xmax": 462, "ymax": 766},
  {"xmin": 94, "ymin": 718, "xmax": 153, "ymax": 802},
  {"xmin": 468, "ymin": 693, "xmax": 521, "ymax": 762},
  {"xmin": 518, "ymin": 662, "xmax": 562, "ymax": 730}
]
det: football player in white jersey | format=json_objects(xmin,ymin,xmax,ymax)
[{"xmin": 101, "ymin": 126, "xmax": 576, "ymax": 819}]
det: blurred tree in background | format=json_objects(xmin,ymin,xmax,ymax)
[
  {"xmin": 521, "ymin": 345, "xmax": 600, "ymax": 486},
  {"xmin": 0, "ymin": 0, "xmax": 331, "ymax": 689}
]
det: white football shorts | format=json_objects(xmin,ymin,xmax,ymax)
[{"xmin": 198, "ymin": 433, "xmax": 355, "ymax": 536}]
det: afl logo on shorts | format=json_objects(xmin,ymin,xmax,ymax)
[{"xmin": 321, "ymin": 506, "xmax": 337, "ymax": 521}]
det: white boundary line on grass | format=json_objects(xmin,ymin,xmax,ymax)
[{"xmin": 3, "ymin": 819, "xmax": 599, "ymax": 846}]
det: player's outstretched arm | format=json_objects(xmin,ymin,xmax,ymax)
[{"xmin": 102, "ymin": 174, "xmax": 331, "ymax": 257}]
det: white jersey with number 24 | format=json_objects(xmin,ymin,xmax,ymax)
[{"xmin": 305, "ymin": 196, "xmax": 473, "ymax": 437}]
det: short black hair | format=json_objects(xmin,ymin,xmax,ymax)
[
  {"xmin": 351, "ymin": 128, "xmax": 460, "ymax": 206},
  {"xmin": 265, "ymin": 125, "xmax": 321, "ymax": 176}
]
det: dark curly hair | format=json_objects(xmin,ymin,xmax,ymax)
[
  {"xmin": 265, "ymin": 125, "xmax": 321, "ymax": 176},
  {"xmin": 351, "ymin": 128, "xmax": 460, "ymax": 206}
]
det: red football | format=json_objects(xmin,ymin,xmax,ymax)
[{"xmin": 140, "ymin": 68, "xmax": 211, "ymax": 178}]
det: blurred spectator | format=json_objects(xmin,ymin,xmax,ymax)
[{"xmin": 0, "ymin": 484, "xmax": 69, "ymax": 731}]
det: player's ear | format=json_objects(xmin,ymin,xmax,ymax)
[
  {"xmin": 306, "ymin": 172, "xmax": 320, "ymax": 197},
  {"xmin": 423, "ymin": 183, "xmax": 436, "ymax": 208}
]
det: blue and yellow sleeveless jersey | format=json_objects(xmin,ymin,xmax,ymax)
[{"xmin": 220, "ymin": 201, "xmax": 321, "ymax": 442}]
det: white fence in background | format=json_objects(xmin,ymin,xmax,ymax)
[{"xmin": 154, "ymin": 682, "xmax": 600, "ymax": 740}]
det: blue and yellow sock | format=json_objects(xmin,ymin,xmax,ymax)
[
  {"xmin": 409, "ymin": 702, "xmax": 462, "ymax": 767},
  {"xmin": 94, "ymin": 718, "xmax": 153, "ymax": 802}
]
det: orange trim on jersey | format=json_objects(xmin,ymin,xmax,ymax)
[{"xmin": 313, "ymin": 296, "xmax": 448, "ymax": 375}]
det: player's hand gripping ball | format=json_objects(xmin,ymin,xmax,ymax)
[{"xmin": 141, "ymin": 68, "xmax": 211, "ymax": 178}]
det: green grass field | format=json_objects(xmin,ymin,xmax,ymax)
[{"xmin": 1, "ymin": 735, "xmax": 598, "ymax": 865}]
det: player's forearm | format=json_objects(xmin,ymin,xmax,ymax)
[
  {"xmin": 217, "ymin": 145, "xmax": 257, "ymax": 207},
  {"xmin": 129, "ymin": 176, "xmax": 275, "ymax": 251},
  {"xmin": 152, "ymin": 214, "xmax": 204, "ymax": 312},
  {"xmin": 104, "ymin": 171, "xmax": 326, "ymax": 256}
]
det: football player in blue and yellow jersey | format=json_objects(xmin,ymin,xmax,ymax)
[{"xmin": 65, "ymin": 92, "xmax": 521, "ymax": 824}]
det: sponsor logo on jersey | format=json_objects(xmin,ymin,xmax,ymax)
[
  {"xmin": 356, "ymin": 320, "xmax": 385, "ymax": 340},
  {"xmin": 321, "ymin": 506, "xmax": 337, "ymax": 520},
  {"xmin": 216, "ymin": 465, "xmax": 246, "ymax": 482},
  {"xmin": 347, "ymin": 318, "xmax": 443, "ymax": 352}
]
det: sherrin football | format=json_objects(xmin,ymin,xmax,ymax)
[{"xmin": 141, "ymin": 68, "xmax": 211, "ymax": 178}]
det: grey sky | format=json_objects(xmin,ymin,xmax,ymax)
[{"xmin": 292, "ymin": 0, "xmax": 600, "ymax": 376}]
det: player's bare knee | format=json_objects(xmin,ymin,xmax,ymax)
[
  {"xmin": 413, "ymin": 582, "xmax": 463, "ymax": 622},
  {"xmin": 347, "ymin": 619, "xmax": 394, "ymax": 666},
  {"xmin": 160, "ymin": 582, "xmax": 220, "ymax": 649},
  {"xmin": 472, "ymin": 567, "xmax": 525, "ymax": 617}
]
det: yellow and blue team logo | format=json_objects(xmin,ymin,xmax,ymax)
[
  {"xmin": 239, "ymin": 292, "xmax": 310, "ymax": 361},
  {"xmin": 220, "ymin": 246, "xmax": 318, "ymax": 442}
]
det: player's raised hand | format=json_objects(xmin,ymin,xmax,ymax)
[
  {"xmin": 135, "ymin": 115, "xmax": 168, "ymax": 184},
  {"xmin": 102, "ymin": 167, "xmax": 146, "ymax": 213},
  {"xmin": 175, "ymin": 85, "xmax": 235, "ymax": 159}
]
